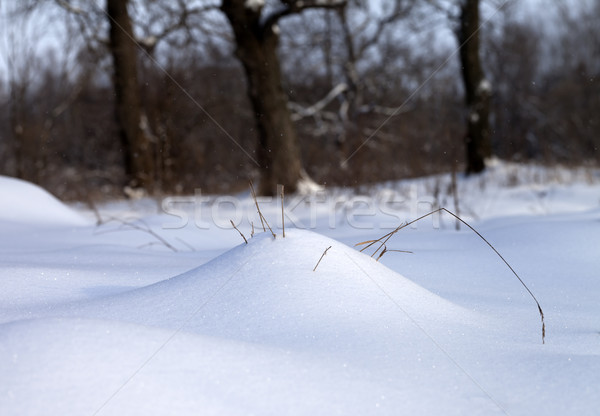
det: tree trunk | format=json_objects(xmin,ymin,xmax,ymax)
[
  {"xmin": 107, "ymin": 0, "xmax": 155, "ymax": 191},
  {"xmin": 221, "ymin": 0, "xmax": 303, "ymax": 196},
  {"xmin": 8, "ymin": 84, "xmax": 26, "ymax": 180},
  {"xmin": 458, "ymin": 0, "xmax": 492, "ymax": 174}
]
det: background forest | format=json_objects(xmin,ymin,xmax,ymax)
[{"xmin": 0, "ymin": 0, "xmax": 598, "ymax": 200}]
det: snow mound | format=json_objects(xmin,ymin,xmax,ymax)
[
  {"xmin": 3, "ymin": 230, "xmax": 485, "ymax": 415},
  {"xmin": 67, "ymin": 229, "xmax": 477, "ymax": 346},
  {"xmin": 0, "ymin": 317, "xmax": 413, "ymax": 416},
  {"xmin": 0, "ymin": 176, "xmax": 88, "ymax": 225}
]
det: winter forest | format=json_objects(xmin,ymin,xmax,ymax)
[
  {"xmin": 2, "ymin": 1, "xmax": 600, "ymax": 415},
  {"xmin": 1, "ymin": 0, "xmax": 598, "ymax": 199}
]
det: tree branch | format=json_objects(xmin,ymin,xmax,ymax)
[
  {"xmin": 289, "ymin": 83, "xmax": 348, "ymax": 121},
  {"xmin": 355, "ymin": 1, "xmax": 413, "ymax": 58},
  {"xmin": 55, "ymin": 0, "xmax": 84, "ymax": 15},
  {"xmin": 263, "ymin": 0, "xmax": 346, "ymax": 32},
  {"xmin": 136, "ymin": 2, "xmax": 220, "ymax": 54}
]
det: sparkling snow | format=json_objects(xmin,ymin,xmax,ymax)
[{"xmin": 1, "ymin": 162, "xmax": 599, "ymax": 415}]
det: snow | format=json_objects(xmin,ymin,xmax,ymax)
[
  {"xmin": 0, "ymin": 176, "xmax": 89, "ymax": 226},
  {"xmin": 1, "ymin": 161, "xmax": 600, "ymax": 415},
  {"xmin": 244, "ymin": 0, "xmax": 265, "ymax": 12},
  {"xmin": 477, "ymin": 78, "xmax": 492, "ymax": 94},
  {"xmin": 296, "ymin": 170, "xmax": 324, "ymax": 194}
]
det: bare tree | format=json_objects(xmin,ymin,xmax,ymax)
[
  {"xmin": 333, "ymin": 1, "xmax": 413, "ymax": 163},
  {"xmin": 457, "ymin": 0, "xmax": 491, "ymax": 174},
  {"xmin": 4, "ymin": 0, "xmax": 597, "ymax": 201},
  {"xmin": 1, "ymin": 2, "xmax": 48, "ymax": 181},
  {"xmin": 106, "ymin": 0, "xmax": 155, "ymax": 191},
  {"xmin": 277, "ymin": 0, "xmax": 415, "ymax": 176},
  {"xmin": 221, "ymin": 0, "xmax": 345, "ymax": 196}
]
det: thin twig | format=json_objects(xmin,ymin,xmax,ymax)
[
  {"xmin": 230, "ymin": 220, "xmax": 248, "ymax": 244},
  {"xmin": 313, "ymin": 246, "xmax": 332, "ymax": 271}
]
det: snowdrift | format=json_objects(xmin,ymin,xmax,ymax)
[
  {"xmin": 65, "ymin": 229, "xmax": 477, "ymax": 340},
  {"xmin": 0, "ymin": 176, "xmax": 88, "ymax": 225},
  {"xmin": 3, "ymin": 162, "xmax": 600, "ymax": 415},
  {"xmin": 1, "ymin": 229, "xmax": 484, "ymax": 416}
]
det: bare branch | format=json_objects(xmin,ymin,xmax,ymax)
[
  {"xmin": 355, "ymin": 2, "xmax": 412, "ymax": 58},
  {"xmin": 55, "ymin": 0, "xmax": 84, "ymax": 15},
  {"xmin": 289, "ymin": 83, "xmax": 348, "ymax": 121},
  {"xmin": 135, "ymin": 3, "xmax": 220, "ymax": 54},
  {"xmin": 263, "ymin": 0, "xmax": 346, "ymax": 31},
  {"xmin": 357, "ymin": 103, "xmax": 414, "ymax": 117}
]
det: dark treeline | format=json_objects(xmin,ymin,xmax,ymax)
[{"xmin": 0, "ymin": 0, "xmax": 598, "ymax": 200}]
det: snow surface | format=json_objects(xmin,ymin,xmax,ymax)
[
  {"xmin": 244, "ymin": 0, "xmax": 265, "ymax": 12},
  {"xmin": 1, "ymin": 162, "xmax": 600, "ymax": 415},
  {"xmin": 0, "ymin": 176, "xmax": 88, "ymax": 226}
]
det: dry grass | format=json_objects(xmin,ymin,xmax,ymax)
[
  {"xmin": 249, "ymin": 180, "xmax": 276, "ymax": 238},
  {"xmin": 356, "ymin": 207, "xmax": 546, "ymax": 344},
  {"xmin": 230, "ymin": 220, "xmax": 248, "ymax": 244},
  {"xmin": 280, "ymin": 184, "xmax": 285, "ymax": 238},
  {"xmin": 313, "ymin": 246, "xmax": 332, "ymax": 272},
  {"xmin": 96, "ymin": 217, "xmax": 179, "ymax": 252}
]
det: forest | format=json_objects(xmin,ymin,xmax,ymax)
[
  {"xmin": 2, "ymin": 3, "xmax": 600, "ymax": 414},
  {"xmin": 0, "ymin": 0, "xmax": 598, "ymax": 199}
]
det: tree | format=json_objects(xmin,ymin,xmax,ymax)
[
  {"xmin": 457, "ymin": 0, "xmax": 491, "ymax": 174},
  {"xmin": 107, "ymin": 0, "xmax": 155, "ymax": 191},
  {"xmin": 221, "ymin": 0, "xmax": 345, "ymax": 196},
  {"xmin": 45, "ymin": 0, "xmax": 210, "ymax": 193}
]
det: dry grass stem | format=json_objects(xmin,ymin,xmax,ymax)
[
  {"xmin": 357, "ymin": 207, "xmax": 546, "ymax": 344},
  {"xmin": 249, "ymin": 180, "xmax": 276, "ymax": 238},
  {"xmin": 86, "ymin": 196, "xmax": 103, "ymax": 226},
  {"xmin": 249, "ymin": 180, "xmax": 265, "ymax": 232},
  {"xmin": 230, "ymin": 220, "xmax": 248, "ymax": 244},
  {"xmin": 451, "ymin": 163, "xmax": 461, "ymax": 231},
  {"xmin": 280, "ymin": 184, "xmax": 285, "ymax": 238},
  {"xmin": 313, "ymin": 246, "xmax": 332, "ymax": 272},
  {"xmin": 263, "ymin": 217, "xmax": 276, "ymax": 238},
  {"xmin": 97, "ymin": 217, "xmax": 178, "ymax": 252},
  {"xmin": 175, "ymin": 237, "xmax": 196, "ymax": 251},
  {"xmin": 355, "ymin": 222, "xmax": 409, "ymax": 259},
  {"xmin": 374, "ymin": 245, "xmax": 413, "ymax": 261}
]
